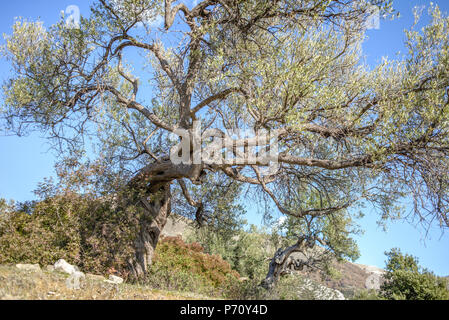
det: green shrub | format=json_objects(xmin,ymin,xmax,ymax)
[
  {"xmin": 222, "ymin": 278, "xmax": 271, "ymax": 300},
  {"xmin": 188, "ymin": 224, "xmax": 274, "ymax": 280},
  {"xmin": 380, "ymin": 248, "xmax": 449, "ymax": 300},
  {"xmin": 0, "ymin": 195, "xmax": 244, "ymax": 298},
  {"xmin": 0, "ymin": 195, "xmax": 82, "ymax": 267},
  {"xmin": 145, "ymin": 236, "xmax": 240, "ymax": 297},
  {"xmin": 0, "ymin": 193, "xmax": 138, "ymax": 277},
  {"xmin": 352, "ymin": 289, "xmax": 383, "ymax": 300}
]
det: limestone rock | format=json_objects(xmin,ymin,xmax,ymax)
[
  {"xmin": 297, "ymin": 277, "xmax": 346, "ymax": 300},
  {"xmin": 15, "ymin": 264, "xmax": 41, "ymax": 272},
  {"xmin": 104, "ymin": 275, "xmax": 124, "ymax": 284},
  {"xmin": 54, "ymin": 259, "xmax": 77, "ymax": 275},
  {"xmin": 359, "ymin": 264, "xmax": 385, "ymax": 290},
  {"xmin": 66, "ymin": 271, "xmax": 86, "ymax": 290}
]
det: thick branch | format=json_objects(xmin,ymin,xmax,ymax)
[
  {"xmin": 129, "ymin": 160, "xmax": 201, "ymax": 187},
  {"xmin": 164, "ymin": 0, "xmax": 190, "ymax": 29},
  {"xmin": 191, "ymin": 87, "xmax": 242, "ymax": 116}
]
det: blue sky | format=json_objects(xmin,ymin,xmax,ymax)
[{"xmin": 0, "ymin": 1, "xmax": 448, "ymax": 276}]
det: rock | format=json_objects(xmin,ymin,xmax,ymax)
[
  {"xmin": 54, "ymin": 259, "xmax": 77, "ymax": 275},
  {"xmin": 109, "ymin": 275, "xmax": 124, "ymax": 284},
  {"xmin": 86, "ymin": 274, "xmax": 106, "ymax": 281},
  {"xmin": 66, "ymin": 271, "xmax": 86, "ymax": 290},
  {"xmin": 365, "ymin": 272, "xmax": 384, "ymax": 290},
  {"xmin": 161, "ymin": 214, "xmax": 191, "ymax": 238},
  {"xmin": 15, "ymin": 264, "xmax": 41, "ymax": 272},
  {"xmin": 358, "ymin": 264, "xmax": 385, "ymax": 274},
  {"xmin": 359, "ymin": 265, "xmax": 385, "ymax": 290},
  {"xmin": 104, "ymin": 275, "xmax": 124, "ymax": 284},
  {"xmin": 333, "ymin": 290, "xmax": 346, "ymax": 300},
  {"xmin": 297, "ymin": 278, "xmax": 346, "ymax": 300}
]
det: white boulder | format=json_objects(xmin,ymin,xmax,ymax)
[
  {"xmin": 54, "ymin": 259, "xmax": 78, "ymax": 275},
  {"xmin": 15, "ymin": 264, "xmax": 41, "ymax": 272},
  {"xmin": 104, "ymin": 275, "xmax": 124, "ymax": 284},
  {"xmin": 66, "ymin": 271, "xmax": 86, "ymax": 290}
]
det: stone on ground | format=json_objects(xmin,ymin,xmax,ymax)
[
  {"xmin": 15, "ymin": 264, "xmax": 41, "ymax": 272},
  {"xmin": 104, "ymin": 275, "xmax": 124, "ymax": 284},
  {"xmin": 54, "ymin": 259, "xmax": 78, "ymax": 275}
]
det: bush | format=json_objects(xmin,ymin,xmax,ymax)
[
  {"xmin": 380, "ymin": 248, "xmax": 449, "ymax": 300},
  {"xmin": 0, "ymin": 193, "xmax": 139, "ymax": 277},
  {"xmin": 223, "ymin": 278, "xmax": 271, "ymax": 300},
  {"xmin": 0, "ymin": 195, "xmax": 82, "ymax": 267},
  {"xmin": 188, "ymin": 224, "xmax": 274, "ymax": 280},
  {"xmin": 352, "ymin": 289, "xmax": 383, "ymax": 300},
  {"xmin": 145, "ymin": 236, "xmax": 240, "ymax": 297}
]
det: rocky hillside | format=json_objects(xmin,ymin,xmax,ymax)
[
  {"xmin": 162, "ymin": 214, "xmax": 194, "ymax": 238},
  {"xmin": 297, "ymin": 260, "xmax": 385, "ymax": 298}
]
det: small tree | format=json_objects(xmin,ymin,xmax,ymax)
[
  {"xmin": 380, "ymin": 248, "xmax": 449, "ymax": 300},
  {"xmin": 262, "ymin": 203, "xmax": 361, "ymax": 288}
]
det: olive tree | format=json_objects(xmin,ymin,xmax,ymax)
[{"xmin": 2, "ymin": 0, "xmax": 449, "ymax": 281}]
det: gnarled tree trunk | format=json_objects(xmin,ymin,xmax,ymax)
[
  {"xmin": 261, "ymin": 237, "xmax": 308, "ymax": 290},
  {"xmin": 122, "ymin": 161, "xmax": 203, "ymax": 279},
  {"xmin": 128, "ymin": 181, "xmax": 172, "ymax": 279}
]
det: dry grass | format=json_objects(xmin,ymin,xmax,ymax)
[{"xmin": 0, "ymin": 265, "xmax": 211, "ymax": 300}]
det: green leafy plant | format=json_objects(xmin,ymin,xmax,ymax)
[
  {"xmin": 380, "ymin": 248, "xmax": 449, "ymax": 300},
  {"xmin": 146, "ymin": 236, "xmax": 240, "ymax": 297}
]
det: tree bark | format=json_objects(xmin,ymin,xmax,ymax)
[
  {"xmin": 261, "ymin": 238, "xmax": 307, "ymax": 290},
  {"xmin": 122, "ymin": 161, "xmax": 203, "ymax": 279},
  {"xmin": 128, "ymin": 181, "xmax": 172, "ymax": 279}
]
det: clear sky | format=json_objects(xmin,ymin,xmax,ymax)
[{"xmin": 0, "ymin": 1, "xmax": 448, "ymax": 276}]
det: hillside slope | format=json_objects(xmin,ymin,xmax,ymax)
[{"xmin": 0, "ymin": 265, "xmax": 209, "ymax": 300}]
